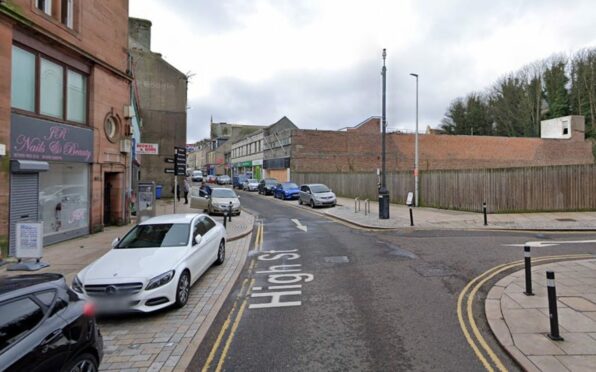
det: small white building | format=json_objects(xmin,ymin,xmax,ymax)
[
  {"xmin": 230, "ymin": 130, "xmax": 264, "ymax": 179},
  {"xmin": 541, "ymin": 115, "xmax": 585, "ymax": 140}
]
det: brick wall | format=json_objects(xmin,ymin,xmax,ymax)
[
  {"xmin": 292, "ymin": 122, "xmax": 594, "ymax": 173},
  {"xmin": 0, "ymin": 18, "xmax": 12, "ymax": 254}
]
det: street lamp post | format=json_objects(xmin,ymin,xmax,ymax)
[
  {"xmin": 379, "ymin": 49, "xmax": 390, "ymax": 219},
  {"xmin": 409, "ymin": 73, "xmax": 419, "ymax": 207}
]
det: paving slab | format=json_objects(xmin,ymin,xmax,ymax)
[{"xmin": 486, "ymin": 259, "xmax": 596, "ymax": 371}]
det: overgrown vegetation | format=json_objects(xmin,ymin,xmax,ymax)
[{"xmin": 440, "ymin": 48, "xmax": 596, "ymax": 140}]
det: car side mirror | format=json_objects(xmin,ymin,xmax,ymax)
[
  {"xmin": 111, "ymin": 237, "xmax": 119, "ymax": 248},
  {"xmin": 194, "ymin": 235, "xmax": 202, "ymax": 246}
]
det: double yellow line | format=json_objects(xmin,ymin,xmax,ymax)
[
  {"xmin": 457, "ymin": 253, "xmax": 593, "ymax": 372},
  {"xmin": 202, "ymin": 222, "xmax": 264, "ymax": 372}
]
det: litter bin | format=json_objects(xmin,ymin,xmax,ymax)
[{"xmin": 155, "ymin": 184, "xmax": 163, "ymax": 199}]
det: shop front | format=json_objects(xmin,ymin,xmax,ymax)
[
  {"xmin": 264, "ymin": 157, "xmax": 290, "ymax": 182},
  {"xmin": 9, "ymin": 114, "xmax": 93, "ymax": 253}
]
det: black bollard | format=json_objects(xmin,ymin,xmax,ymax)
[
  {"xmin": 223, "ymin": 210, "xmax": 227, "ymax": 229},
  {"xmin": 523, "ymin": 246, "xmax": 534, "ymax": 296},
  {"xmin": 546, "ymin": 271, "xmax": 564, "ymax": 341},
  {"xmin": 228, "ymin": 201, "xmax": 233, "ymax": 222},
  {"xmin": 409, "ymin": 207, "xmax": 414, "ymax": 226},
  {"xmin": 483, "ymin": 202, "xmax": 488, "ymax": 226}
]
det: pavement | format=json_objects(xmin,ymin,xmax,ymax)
[
  {"xmin": 486, "ymin": 259, "xmax": 596, "ymax": 372},
  {"xmin": 0, "ymin": 198, "xmax": 256, "ymax": 372},
  {"xmin": 324, "ymin": 196, "xmax": 596, "ymax": 231}
]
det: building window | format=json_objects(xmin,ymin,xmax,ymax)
[
  {"xmin": 36, "ymin": 0, "xmax": 52, "ymax": 15},
  {"xmin": 11, "ymin": 46, "xmax": 36, "ymax": 112},
  {"xmin": 104, "ymin": 116, "xmax": 119, "ymax": 142},
  {"xmin": 67, "ymin": 70, "xmax": 86, "ymax": 123},
  {"xmin": 40, "ymin": 58, "xmax": 64, "ymax": 119},
  {"xmin": 61, "ymin": 0, "xmax": 74, "ymax": 29}
]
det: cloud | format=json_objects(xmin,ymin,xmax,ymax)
[{"xmin": 130, "ymin": 0, "xmax": 596, "ymax": 142}]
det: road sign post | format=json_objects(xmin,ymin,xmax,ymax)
[{"xmin": 173, "ymin": 147, "xmax": 187, "ymax": 214}]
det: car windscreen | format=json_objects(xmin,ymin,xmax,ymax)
[
  {"xmin": 212, "ymin": 189, "xmax": 237, "ymax": 198},
  {"xmin": 311, "ymin": 185, "xmax": 330, "ymax": 193},
  {"xmin": 116, "ymin": 223, "xmax": 190, "ymax": 248},
  {"xmin": 283, "ymin": 183, "xmax": 298, "ymax": 189},
  {"xmin": 192, "ymin": 171, "xmax": 202, "ymax": 176},
  {"xmin": 247, "ymin": 179, "xmax": 258, "ymax": 183}
]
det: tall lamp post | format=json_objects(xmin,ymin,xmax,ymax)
[
  {"xmin": 379, "ymin": 49, "xmax": 390, "ymax": 219},
  {"xmin": 409, "ymin": 73, "xmax": 419, "ymax": 207}
]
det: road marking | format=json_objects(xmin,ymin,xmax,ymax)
[
  {"xmin": 503, "ymin": 239, "xmax": 596, "ymax": 248},
  {"xmin": 291, "ymin": 218, "xmax": 308, "ymax": 232},
  {"xmin": 457, "ymin": 253, "xmax": 593, "ymax": 371},
  {"xmin": 215, "ymin": 296, "xmax": 249, "ymax": 372}
]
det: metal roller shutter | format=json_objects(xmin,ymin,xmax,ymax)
[{"xmin": 9, "ymin": 173, "xmax": 39, "ymax": 256}]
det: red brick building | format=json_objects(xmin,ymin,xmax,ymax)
[{"xmin": 0, "ymin": 0, "xmax": 131, "ymax": 257}]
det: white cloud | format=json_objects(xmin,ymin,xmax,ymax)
[{"xmin": 130, "ymin": 0, "xmax": 596, "ymax": 142}]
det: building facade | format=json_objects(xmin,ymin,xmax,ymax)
[
  {"xmin": 263, "ymin": 117, "xmax": 297, "ymax": 181},
  {"xmin": 0, "ymin": 0, "xmax": 132, "ymax": 257},
  {"xmin": 206, "ymin": 122, "xmax": 265, "ymax": 176},
  {"xmin": 129, "ymin": 18, "xmax": 187, "ymax": 198},
  {"xmin": 230, "ymin": 130, "xmax": 264, "ymax": 179}
]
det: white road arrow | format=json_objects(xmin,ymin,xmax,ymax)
[
  {"xmin": 291, "ymin": 219, "xmax": 308, "ymax": 232},
  {"xmin": 503, "ymin": 239, "xmax": 596, "ymax": 248}
]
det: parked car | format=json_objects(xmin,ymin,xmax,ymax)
[
  {"xmin": 191, "ymin": 170, "xmax": 203, "ymax": 182},
  {"xmin": 243, "ymin": 178, "xmax": 260, "ymax": 191},
  {"xmin": 191, "ymin": 187, "xmax": 241, "ymax": 216},
  {"xmin": 216, "ymin": 175, "xmax": 231, "ymax": 185},
  {"xmin": 0, "ymin": 273, "xmax": 103, "ymax": 371},
  {"xmin": 273, "ymin": 182, "xmax": 300, "ymax": 200},
  {"xmin": 72, "ymin": 214, "xmax": 226, "ymax": 313},
  {"xmin": 258, "ymin": 178, "xmax": 279, "ymax": 195},
  {"xmin": 299, "ymin": 184, "xmax": 337, "ymax": 208},
  {"xmin": 233, "ymin": 175, "xmax": 248, "ymax": 189},
  {"xmin": 206, "ymin": 175, "xmax": 217, "ymax": 183}
]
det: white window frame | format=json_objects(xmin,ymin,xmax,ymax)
[
  {"xmin": 64, "ymin": 0, "xmax": 74, "ymax": 29},
  {"xmin": 36, "ymin": 0, "xmax": 52, "ymax": 15}
]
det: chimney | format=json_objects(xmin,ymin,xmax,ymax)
[{"xmin": 129, "ymin": 18, "xmax": 152, "ymax": 51}]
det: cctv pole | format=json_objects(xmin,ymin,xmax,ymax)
[{"xmin": 378, "ymin": 49, "xmax": 390, "ymax": 219}]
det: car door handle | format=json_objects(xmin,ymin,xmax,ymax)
[{"xmin": 40, "ymin": 329, "xmax": 63, "ymax": 349}]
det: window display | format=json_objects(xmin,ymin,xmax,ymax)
[{"xmin": 39, "ymin": 162, "xmax": 89, "ymax": 238}]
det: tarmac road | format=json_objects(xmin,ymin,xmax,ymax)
[{"xmin": 190, "ymin": 191, "xmax": 596, "ymax": 371}]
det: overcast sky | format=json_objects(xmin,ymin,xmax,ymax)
[{"xmin": 130, "ymin": 0, "xmax": 596, "ymax": 143}]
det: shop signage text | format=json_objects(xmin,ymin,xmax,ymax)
[
  {"xmin": 136, "ymin": 143, "xmax": 159, "ymax": 155},
  {"xmin": 11, "ymin": 114, "xmax": 93, "ymax": 163}
]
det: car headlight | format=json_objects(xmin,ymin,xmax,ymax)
[
  {"xmin": 72, "ymin": 275, "xmax": 83, "ymax": 293},
  {"xmin": 146, "ymin": 270, "xmax": 175, "ymax": 290}
]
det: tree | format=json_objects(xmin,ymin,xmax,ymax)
[
  {"xmin": 440, "ymin": 98, "xmax": 466, "ymax": 134},
  {"xmin": 542, "ymin": 57, "xmax": 570, "ymax": 119},
  {"xmin": 570, "ymin": 49, "xmax": 596, "ymax": 139}
]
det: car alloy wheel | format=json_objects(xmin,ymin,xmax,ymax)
[
  {"xmin": 215, "ymin": 240, "xmax": 225, "ymax": 265},
  {"xmin": 66, "ymin": 353, "xmax": 98, "ymax": 372},
  {"xmin": 175, "ymin": 271, "xmax": 190, "ymax": 308}
]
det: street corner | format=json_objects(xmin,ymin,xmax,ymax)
[{"xmin": 484, "ymin": 258, "xmax": 596, "ymax": 372}]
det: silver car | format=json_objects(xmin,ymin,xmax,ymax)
[
  {"xmin": 299, "ymin": 184, "xmax": 336, "ymax": 208},
  {"xmin": 190, "ymin": 187, "xmax": 241, "ymax": 215},
  {"xmin": 243, "ymin": 178, "xmax": 260, "ymax": 191}
]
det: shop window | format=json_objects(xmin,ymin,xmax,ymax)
[
  {"xmin": 39, "ymin": 162, "xmax": 89, "ymax": 238},
  {"xmin": 61, "ymin": 0, "xmax": 74, "ymax": 29},
  {"xmin": 40, "ymin": 58, "xmax": 64, "ymax": 119},
  {"xmin": 36, "ymin": 0, "xmax": 52, "ymax": 15},
  {"xmin": 67, "ymin": 70, "xmax": 86, "ymax": 123},
  {"xmin": 11, "ymin": 46, "xmax": 36, "ymax": 112}
]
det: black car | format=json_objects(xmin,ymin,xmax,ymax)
[
  {"xmin": 258, "ymin": 178, "xmax": 279, "ymax": 195},
  {"xmin": 0, "ymin": 274, "xmax": 103, "ymax": 372}
]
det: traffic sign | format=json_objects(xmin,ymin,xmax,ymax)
[
  {"xmin": 174, "ymin": 146, "xmax": 187, "ymax": 176},
  {"xmin": 164, "ymin": 157, "xmax": 175, "ymax": 163},
  {"xmin": 164, "ymin": 168, "xmax": 175, "ymax": 174}
]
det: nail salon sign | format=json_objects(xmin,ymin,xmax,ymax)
[{"xmin": 11, "ymin": 114, "xmax": 94, "ymax": 163}]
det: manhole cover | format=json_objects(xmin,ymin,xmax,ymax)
[
  {"xmin": 413, "ymin": 264, "xmax": 454, "ymax": 277},
  {"xmin": 556, "ymin": 218, "xmax": 576, "ymax": 222},
  {"xmin": 324, "ymin": 256, "xmax": 350, "ymax": 263}
]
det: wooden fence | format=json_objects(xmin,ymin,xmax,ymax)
[{"xmin": 292, "ymin": 164, "xmax": 596, "ymax": 213}]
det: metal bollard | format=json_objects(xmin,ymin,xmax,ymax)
[
  {"xmin": 354, "ymin": 197, "xmax": 359, "ymax": 213},
  {"xmin": 546, "ymin": 271, "xmax": 564, "ymax": 341},
  {"xmin": 223, "ymin": 211, "xmax": 228, "ymax": 229},
  {"xmin": 364, "ymin": 199, "xmax": 369, "ymax": 216},
  {"xmin": 228, "ymin": 201, "xmax": 233, "ymax": 222},
  {"xmin": 409, "ymin": 207, "xmax": 414, "ymax": 226},
  {"xmin": 358, "ymin": 198, "xmax": 361, "ymax": 212},
  {"xmin": 523, "ymin": 246, "xmax": 534, "ymax": 296},
  {"xmin": 483, "ymin": 202, "xmax": 488, "ymax": 226}
]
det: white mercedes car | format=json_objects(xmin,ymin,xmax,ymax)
[{"xmin": 71, "ymin": 214, "xmax": 226, "ymax": 313}]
